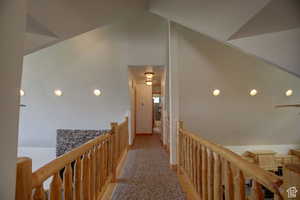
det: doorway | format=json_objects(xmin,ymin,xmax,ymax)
[{"xmin": 128, "ymin": 66, "xmax": 165, "ymax": 139}]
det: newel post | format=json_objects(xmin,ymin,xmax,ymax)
[
  {"xmin": 177, "ymin": 121, "xmax": 183, "ymax": 174},
  {"xmin": 15, "ymin": 157, "xmax": 32, "ymax": 200},
  {"xmin": 110, "ymin": 122, "xmax": 118, "ymax": 182}
]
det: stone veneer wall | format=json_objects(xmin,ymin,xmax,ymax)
[{"xmin": 56, "ymin": 129, "xmax": 110, "ymax": 157}]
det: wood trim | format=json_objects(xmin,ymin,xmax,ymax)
[
  {"xmin": 170, "ymin": 164, "xmax": 177, "ymax": 171},
  {"xmin": 135, "ymin": 133, "xmax": 153, "ymax": 135}
]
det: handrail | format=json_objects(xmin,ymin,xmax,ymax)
[
  {"xmin": 15, "ymin": 117, "xmax": 129, "ymax": 200},
  {"xmin": 177, "ymin": 121, "xmax": 284, "ymax": 200},
  {"xmin": 32, "ymin": 133, "xmax": 111, "ymax": 188}
]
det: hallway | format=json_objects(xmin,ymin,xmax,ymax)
[{"xmin": 111, "ymin": 135, "xmax": 186, "ymax": 200}]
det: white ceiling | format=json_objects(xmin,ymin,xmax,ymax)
[
  {"xmin": 25, "ymin": 0, "xmax": 300, "ymax": 76},
  {"xmin": 24, "ymin": 0, "xmax": 148, "ymax": 54},
  {"xmin": 150, "ymin": 0, "xmax": 300, "ymax": 77}
]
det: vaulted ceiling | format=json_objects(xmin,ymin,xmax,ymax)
[
  {"xmin": 150, "ymin": 0, "xmax": 300, "ymax": 76},
  {"xmin": 26, "ymin": 0, "xmax": 300, "ymax": 77},
  {"xmin": 24, "ymin": 0, "xmax": 148, "ymax": 54}
]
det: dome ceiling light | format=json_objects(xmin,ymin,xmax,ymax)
[
  {"xmin": 144, "ymin": 72, "xmax": 154, "ymax": 79},
  {"xmin": 145, "ymin": 80, "xmax": 152, "ymax": 86}
]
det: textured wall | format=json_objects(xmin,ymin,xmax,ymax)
[{"xmin": 56, "ymin": 129, "xmax": 109, "ymax": 156}]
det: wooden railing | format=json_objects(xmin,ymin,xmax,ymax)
[
  {"xmin": 16, "ymin": 117, "xmax": 129, "ymax": 200},
  {"xmin": 177, "ymin": 121, "xmax": 284, "ymax": 200}
]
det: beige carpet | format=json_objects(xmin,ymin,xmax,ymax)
[{"xmin": 112, "ymin": 135, "xmax": 186, "ymax": 200}]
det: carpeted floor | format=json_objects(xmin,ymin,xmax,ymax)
[{"xmin": 111, "ymin": 135, "xmax": 186, "ymax": 200}]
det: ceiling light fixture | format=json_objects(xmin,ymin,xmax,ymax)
[
  {"xmin": 94, "ymin": 89, "xmax": 102, "ymax": 96},
  {"xmin": 54, "ymin": 89, "xmax": 63, "ymax": 96},
  {"xmin": 212, "ymin": 89, "xmax": 220, "ymax": 96},
  {"xmin": 286, "ymin": 89, "xmax": 293, "ymax": 97},
  {"xmin": 250, "ymin": 89, "xmax": 258, "ymax": 96},
  {"xmin": 145, "ymin": 80, "xmax": 152, "ymax": 86},
  {"xmin": 144, "ymin": 72, "xmax": 154, "ymax": 79},
  {"xmin": 20, "ymin": 89, "xmax": 25, "ymax": 97}
]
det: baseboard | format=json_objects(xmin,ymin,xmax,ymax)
[
  {"xmin": 129, "ymin": 138, "xmax": 136, "ymax": 149},
  {"xmin": 177, "ymin": 167, "xmax": 201, "ymax": 200},
  {"xmin": 136, "ymin": 133, "xmax": 153, "ymax": 135},
  {"xmin": 101, "ymin": 147, "xmax": 129, "ymax": 200},
  {"xmin": 170, "ymin": 164, "xmax": 177, "ymax": 171}
]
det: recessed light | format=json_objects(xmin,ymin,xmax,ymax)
[
  {"xmin": 286, "ymin": 89, "xmax": 293, "ymax": 97},
  {"xmin": 212, "ymin": 89, "xmax": 220, "ymax": 96},
  {"xmin": 54, "ymin": 89, "xmax": 63, "ymax": 96},
  {"xmin": 250, "ymin": 89, "xmax": 258, "ymax": 96},
  {"xmin": 94, "ymin": 89, "xmax": 102, "ymax": 96},
  {"xmin": 20, "ymin": 89, "xmax": 25, "ymax": 97}
]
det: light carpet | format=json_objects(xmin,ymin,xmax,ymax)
[{"xmin": 111, "ymin": 135, "xmax": 186, "ymax": 200}]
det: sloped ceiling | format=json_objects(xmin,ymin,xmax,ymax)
[
  {"xmin": 25, "ymin": 0, "xmax": 148, "ymax": 54},
  {"xmin": 150, "ymin": 0, "xmax": 300, "ymax": 76}
]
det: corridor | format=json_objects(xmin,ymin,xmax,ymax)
[{"xmin": 111, "ymin": 135, "xmax": 186, "ymax": 200}]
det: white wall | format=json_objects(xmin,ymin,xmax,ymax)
[
  {"xmin": 175, "ymin": 24, "xmax": 300, "ymax": 146},
  {"xmin": 135, "ymin": 83, "xmax": 153, "ymax": 134},
  {"xmin": 0, "ymin": 0, "xmax": 26, "ymax": 199},
  {"xmin": 19, "ymin": 12, "xmax": 168, "ymax": 149}
]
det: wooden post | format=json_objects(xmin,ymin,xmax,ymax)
[
  {"xmin": 125, "ymin": 117, "xmax": 129, "ymax": 149},
  {"xmin": 110, "ymin": 122, "xmax": 118, "ymax": 182},
  {"xmin": 16, "ymin": 157, "xmax": 32, "ymax": 200},
  {"xmin": 177, "ymin": 121, "xmax": 183, "ymax": 174}
]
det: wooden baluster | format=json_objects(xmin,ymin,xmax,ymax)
[
  {"xmin": 234, "ymin": 169, "xmax": 246, "ymax": 200},
  {"xmin": 197, "ymin": 143, "xmax": 202, "ymax": 196},
  {"xmin": 64, "ymin": 163, "xmax": 73, "ymax": 200},
  {"xmin": 251, "ymin": 181, "xmax": 264, "ymax": 200},
  {"xmin": 180, "ymin": 132, "xmax": 184, "ymax": 171},
  {"xmin": 106, "ymin": 140, "xmax": 109, "ymax": 178},
  {"xmin": 190, "ymin": 138, "xmax": 193, "ymax": 181},
  {"xmin": 90, "ymin": 148, "xmax": 96, "ymax": 200},
  {"xmin": 177, "ymin": 121, "xmax": 183, "ymax": 174},
  {"xmin": 100, "ymin": 142, "xmax": 105, "ymax": 189},
  {"xmin": 110, "ymin": 122, "xmax": 118, "ymax": 182},
  {"xmin": 183, "ymin": 135, "xmax": 186, "ymax": 171},
  {"xmin": 16, "ymin": 157, "xmax": 32, "ymax": 200},
  {"xmin": 190, "ymin": 138, "xmax": 193, "ymax": 180},
  {"xmin": 193, "ymin": 140, "xmax": 197, "ymax": 187},
  {"xmin": 75, "ymin": 157, "xmax": 82, "ymax": 200},
  {"xmin": 33, "ymin": 185, "xmax": 46, "ymax": 200},
  {"xmin": 188, "ymin": 136, "xmax": 191, "ymax": 179},
  {"xmin": 202, "ymin": 146, "xmax": 208, "ymax": 200},
  {"xmin": 95, "ymin": 145, "xmax": 100, "ymax": 196},
  {"xmin": 213, "ymin": 154, "xmax": 222, "ymax": 200},
  {"xmin": 104, "ymin": 140, "xmax": 108, "ymax": 181},
  {"xmin": 207, "ymin": 149, "xmax": 214, "ymax": 200},
  {"xmin": 185, "ymin": 135, "xmax": 188, "ymax": 173},
  {"xmin": 50, "ymin": 172, "xmax": 62, "ymax": 200},
  {"xmin": 82, "ymin": 153, "xmax": 90, "ymax": 200},
  {"xmin": 194, "ymin": 141, "xmax": 198, "ymax": 192},
  {"xmin": 225, "ymin": 161, "xmax": 234, "ymax": 200}
]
